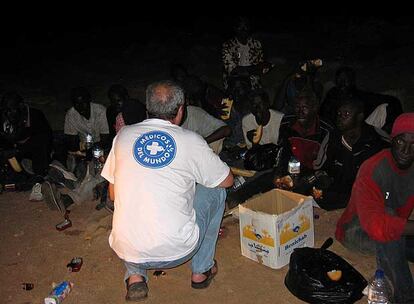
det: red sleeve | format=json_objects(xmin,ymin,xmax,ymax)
[{"xmin": 353, "ymin": 166, "xmax": 407, "ymax": 242}]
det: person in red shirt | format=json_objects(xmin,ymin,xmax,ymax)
[{"xmin": 335, "ymin": 113, "xmax": 414, "ymax": 303}]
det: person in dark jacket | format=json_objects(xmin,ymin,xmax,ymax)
[
  {"xmin": 321, "ymin": 66, "xmax": 402, "ymax": 133},
  {"xmin": 315, "ymin": 96, "xmax": 390, "ymax": 210},
  {"xmin": 0, "ymin": 91, "xmax": 52, "ymax": 178}
]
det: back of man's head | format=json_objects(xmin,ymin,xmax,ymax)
[{"xmin": 146, "ymin": 80, "xmax": 184, "ymax": 120}]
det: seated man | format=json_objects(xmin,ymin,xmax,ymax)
[
  {"xmin": 170, "ymin": 64, "xmax": 226, "ymax": 119},
  {"xmin": 335, "ymin": 113, "xmax": 414, "ymax": 303},
  {"xmin": 42, "ymin": 87, "xmax": 109, "ymax": 215},
  {"xmin": 277, "ymin": 87, "xmax": 333, "ymax": 173},
  {"xmin": 226, "ymin": 88, "xmax": 333, "ymax": 208},
  {"xmin": 273, "ymin": 60, "xmax": 324, "ymax": 115},
  {"xmin": 0, "ymin": 91, "xmax": 52, "ymax": 180},
  {"xmin": 64, "ymin": 86, "xmax": 110, "ymax": 156},
  {"xmin": 101, "ymin": 80, "xmax": 233, "ymax": 301},
  {"xmin": 321, "ymin": 66, "xmax": 403, "ymax": 133},
  {"xmin": 181, "ymin": 104, "xmax": 232, "ymax": 154},
  {"xmin": 242, "ymin": 89, "xmax": 284, "ymax": 149},
  {"xmin": 315, "ymin": 96, "xmax": 390, "ymax": 210},
  {"xmin": 107, "ymin": 85, "xmax": 146, "ymax": 134},
  {"xmin": 106, "ymin": 84, "xmax": 127, "ymax": 140}
]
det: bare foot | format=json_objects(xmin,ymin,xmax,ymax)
[
  {"xmin": 127, "ymin": 274, "xmax": 145, "ymax": 285},
  {"xmin": 191, "ymin": 263, "xmax": 217, "ymax": 283}
]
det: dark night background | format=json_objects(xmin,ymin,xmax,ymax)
[{"xmin": 1, "ymin": 16, "xmax": 413, "ymax": 129}]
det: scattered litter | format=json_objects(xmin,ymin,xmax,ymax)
[
  {"xmin": 44, "ymin": 281, "xmax": 73, "ymax": 304},
  {"xmin": 153, "ymin": 270, "xmax": 166, "ymax": 278},
  {"xmin": 22, "ymin": 283, "xmax": 34, "ymax": 290},
  {"xmin": 67, "ymin": 257, "xmax": 83, "ymax": 272}
]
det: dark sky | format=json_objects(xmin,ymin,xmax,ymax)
[{"xmin": 1, "ymin": 16, "xmax": 413, "ymax": 73}]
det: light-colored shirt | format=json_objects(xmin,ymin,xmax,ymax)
[
  {"xmin": 64, "ymin": 102, "xmax": 109, "ymax": 143},
  {"xmin": 181, "ymin": 106, "xmax": 226, "ymax": 138},
  {"xmin": 242, "ymin": 109, "xmax": 284, "ymax": 149},
  {"xmin": 101, "ymin": 118, "xmax": 229, "ymax": 263}
]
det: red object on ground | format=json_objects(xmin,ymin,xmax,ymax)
[{"xmin": 67, "ymin": 257, "xmax": 83, "ymax": 272}]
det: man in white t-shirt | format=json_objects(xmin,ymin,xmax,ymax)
[
  {"xmin": 242, "ymin": 89, "xmax": 284, "ymax": 149},
  {"xmin": 101, "ymin": 80, "xmax": 233, "ymax": 301},
  {"xmin": 64, "ymin": 86, "xmax": 110, "ymax": 152},
  {"xmin": 181, "ymin": 105, "xmax": 231, "ymax": 154}
]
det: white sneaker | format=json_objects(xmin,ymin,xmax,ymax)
[{"xmin": 29, "ymin": 183, "xmax": 43, "ymax": 201}]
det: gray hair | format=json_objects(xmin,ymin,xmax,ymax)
[{"xmin": 146, "ymin": 80, "xmax": 185, "ymax": 120}]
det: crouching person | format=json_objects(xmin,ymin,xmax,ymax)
[
  {"xmin": 335, "ymin": 113, "xmax": 414, "ymax": 303},
  {"xmin": 101, "ymin": 80, "xmax": 233, "ymax": 301}
]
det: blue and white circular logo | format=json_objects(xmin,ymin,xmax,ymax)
[{"xmin": 133, "ymin": 131, "xmax": 176, "ymax": 169}]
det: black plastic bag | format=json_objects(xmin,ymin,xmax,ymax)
[
  {"xmin": 244, "ymin": 144, "xmax": 282, "ymax": 171},
  {"xmin": 285, "ymin": 238, "xmax": 367, "ymax": 304}
]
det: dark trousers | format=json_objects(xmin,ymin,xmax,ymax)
[
  {"xmin": 342, "ymin": 219, "xmax": 414, "ymax": 303},
  {"xmin": 18, "ymin": 133, "xmax": 52, "ymax": 176}
]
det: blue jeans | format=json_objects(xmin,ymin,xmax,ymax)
[
  {"xmin": 342, "ymin": 218, "xmax": 414, "ymax": 303},
  {"xmin": 123, "ymin": 184, "xmax": 226, "ymax": 283}
]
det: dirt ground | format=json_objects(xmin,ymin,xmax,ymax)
[{"xmin": 0, "ymin": 190, "xmax": 380, "ymax": 304}]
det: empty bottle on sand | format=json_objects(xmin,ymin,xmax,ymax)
[
  {"xmin": 367, "ymin": 269, "xmax": 391, "ymax": 304},
  {"xmin": 44, "ymin": 281, "xmax": 73, "ymax": 304}
]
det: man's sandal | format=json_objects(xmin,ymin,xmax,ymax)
[
  {"xmin": 126, "ymin": 281, "xmax": 148, "ymax": 302},
  {"xmin": 191, "ymin": 260, "xmax": 217, "ymax": 289}
]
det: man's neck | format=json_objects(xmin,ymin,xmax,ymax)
[
  {"xmin": 256, "ymin": 110, "xmax": 271, "ymax": 126},
  {"xmin": 342, "ymin": 127, "xmax": 362, "ymax": 147}
]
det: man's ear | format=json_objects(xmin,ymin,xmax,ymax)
[{"xmin": 173, "ymin": 104, "xmax": 185, "ymax": 125}]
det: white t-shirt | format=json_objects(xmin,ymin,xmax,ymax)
[
  {"xmin": 242, "ymin": 109, "xmax": 284, "ymax": 149},
  {"xmin": 181, "ymin": 106, "xmax": 226, "ymax": 138},
  {"xmin": 101, "ymin": 118, "xmax": 230, "ymax": 263},
  {"xmin": 64, "ymin": 102, "xmax": 109, "ymax": 143}
]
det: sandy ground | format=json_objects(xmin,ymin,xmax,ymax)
[{"xmin": 0, "ymin": 190, "xmax": 380, "ymax": 304}]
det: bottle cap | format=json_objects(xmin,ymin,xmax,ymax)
[{"xmin": 375, "ymin": 269, "xmax": 385, "ymax": 279}]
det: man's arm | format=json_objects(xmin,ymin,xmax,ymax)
[
  {"xmin": 218, "ymin": 170, "xmax": 234, "ymax": 188},
  {"xmin": 204, "ymin": 126, "xmax": 231, "ymax": 144},
  {"xmin": 108, "ymin": 183, "xmax": 115, "ymax": 201},
  {"xmin": 355, "ymin": 169, "xmax": 407, "ymax": 242}
]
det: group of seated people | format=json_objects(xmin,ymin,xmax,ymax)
[{"xmin": 0, "ymin": 19, "xmax": 412, "ymax": 300}]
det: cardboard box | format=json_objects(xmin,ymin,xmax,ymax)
[{"xmin": 239, "ymin": 189, "xmax": 314, "ymax": 269}]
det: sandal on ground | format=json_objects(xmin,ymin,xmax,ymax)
[
  {"xmin": 126, "ymin": 281, "xmax": 148, "ymax": 302},
  {"xmin": 191, "ymin": 260, "xmax": 217, "ymax": 289}
]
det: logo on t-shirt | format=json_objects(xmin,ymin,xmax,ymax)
[{"xmin": 133, "ymin": 131, "xmax": 176, "ymax": 168}]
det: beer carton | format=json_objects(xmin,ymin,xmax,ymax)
[{"xmin": 239, "ymin": 189, "xmax": 314, "ymax": 269}]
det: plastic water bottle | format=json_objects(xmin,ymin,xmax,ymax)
[
  {"xmin": 92, "ymin": 145, "xmax": 104, "ymax": 171},
  {"xmin": 367, "ymin": 269, "xmax": 391, "ymax": 304},
  {"xmin": 85, "ymin": 133, "xmax": 93, "ymax": 150},
  {"xmin": 44, "ymin": 281, "xmax": 73, "ymax": 304},
  {"xmin": 288, "ymin": 156, "xmax": 300, "ymax": 175}
]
